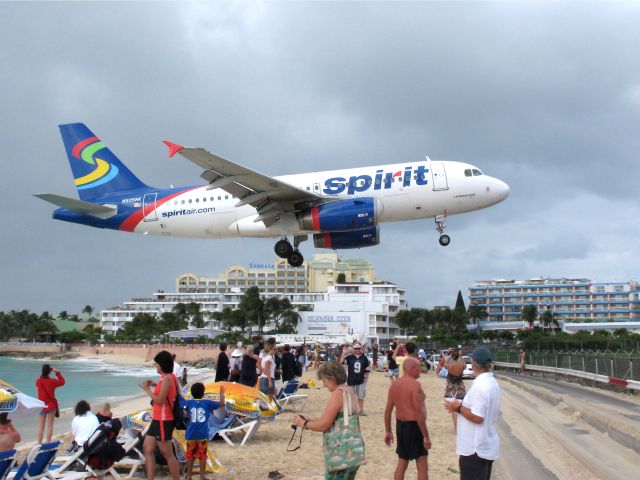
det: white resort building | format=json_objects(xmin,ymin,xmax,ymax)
[{"xmin": 100, "ymin": 254, "xmax": 404, "ymax": 345}]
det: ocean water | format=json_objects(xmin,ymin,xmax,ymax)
[{"xmin": 0, "ymin": 355, "xmax": 210, "ymax": 444}]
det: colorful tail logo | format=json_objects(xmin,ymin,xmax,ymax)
[{"xmin": 72, "ymin": 136, "xmax": 119, "ymax": 190}]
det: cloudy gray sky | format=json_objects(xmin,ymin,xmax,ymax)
[{"xmin": 1, "ymin": 2, "xmax": 639, "ymax": 314}]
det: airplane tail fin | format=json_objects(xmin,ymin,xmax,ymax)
[{"xmin": 59, "ymin": 123, "xmax": 149, "ymax": 201}]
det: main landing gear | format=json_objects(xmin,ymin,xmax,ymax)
[
  {"xmin": 274, "ymin": 235, "xmax": 308, "ymax": 267},
  {"xmin": 435, "ymin": 214, "xmax": 451, "ymax": 246}
]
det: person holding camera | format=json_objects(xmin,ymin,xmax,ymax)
[
  {"xmin": 35, "ymin": 363, "xmax": 65, "ymax": 444},
  {"xmin": 293, "ymin": 361, "xmax": 365, "ymax": 479}
]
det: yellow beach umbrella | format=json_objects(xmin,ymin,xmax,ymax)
[
  {"xmin": 0, "ymin": 379, "xmax": 45, "ymax": 413},
  {"xmin": 190, "ymin": 381, "xmax": 279, "ymax": 421}
]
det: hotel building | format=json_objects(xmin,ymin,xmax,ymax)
[
  {"xmin": 175, "ymin": 253, "xmax": 375, "ymax": 294},
  {"xmin": 469, "ymin": 278, "xmax": 640, "ymax": 330},
  {"xmin": 100, "ymin": 255, "xmax": 403, "ymax": 344}
]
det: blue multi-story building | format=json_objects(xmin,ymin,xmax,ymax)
[{"xmin": 468, "ymin": 278, "xmax": 640, "ymax": 330}]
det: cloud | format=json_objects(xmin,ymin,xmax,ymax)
[{"xmin": 0, "ymin": 2, "xmax": 638, "ymax": 313}]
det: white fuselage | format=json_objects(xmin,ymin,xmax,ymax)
[{"xmin": 134, "ymin": 160, "xmax": 509, "ymax": 239}]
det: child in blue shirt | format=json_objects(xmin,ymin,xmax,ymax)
[{"xmin": 180, "ymin": 382, "xmax": 225, "ymax": 480}]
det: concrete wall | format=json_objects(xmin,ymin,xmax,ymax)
[
  {"xmin": 73, "ymin": 345, "xmax": 220, "ymax": 363},
  {"xmin": 0, "ymin": 343, "xmax": 65, "ymax": 354}
]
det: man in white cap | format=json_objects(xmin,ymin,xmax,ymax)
[
  {"xmin": 228, "ymin": 343, "xmax": 243, "ymax": 382},
  {"xmin": 445, "ymin": 347, "xmax": 500, "ymax": 480},
  {"xmin": 339, "ymin": 342, "xmax": 370, "ymax": 415}
]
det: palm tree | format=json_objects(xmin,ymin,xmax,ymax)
[
  {"xmin": 394, "ymin": 310, "xmax": 414, "ymax": 336},
  {"xmin": 82, "ymin": 305, "xmax": 94, "ymax": 317},
  {"xmin": 521, "ymin": 305, "xmax": 538, "ymax": 330},
  {"xmin": 467, "ymin": 305, "xmax": 489, "ymax": 332},
  {"xmin": 264, "ymin": 297, "xmax": 299, "ymax": 332},
  {"xmin": 173, "ymin": 303, "xmax": 188, "ymax": 324},
  {"xmin": 58, "ymin": 310, "xmax": 69, "ymax": 320},
  {"xmin": 158, "ymin": 312, "xmax": 187, "ymax": 333},
  {"xmin": 214, "ymin": 307, "xmax": 249, "ymax": 336},
  {"xmin": 541, "ymin": 309, "xmax": 555, "ymax": 331},
  {"xmin": 279, "ymin": 308, "xmax": 301, "ymax": 334},
  {"xmin": 239, "ymin": 286, "xmax": 265, "ymax": 335},
  {"xmin": 186, "ymin": 302, "xmax": 204, "ymax": 328}
]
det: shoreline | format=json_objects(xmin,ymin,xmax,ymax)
[{"xmin": 12, "ymin": 352, "xmax": 215, "ymax": 450}]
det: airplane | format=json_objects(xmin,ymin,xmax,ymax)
[{"xmin": 35, "ymin": 123, "xmax": 510, "ymax": 267}]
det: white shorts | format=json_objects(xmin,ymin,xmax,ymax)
[{"xmin": 351, "ymin": 383, "xmax": 366, "ymax": 400}]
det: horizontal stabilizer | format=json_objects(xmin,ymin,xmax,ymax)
[{"xmin": 34, "ymin": 193, "xmax": 117, "ymax": 218}]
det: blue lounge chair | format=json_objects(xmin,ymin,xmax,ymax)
[
  {"xmin": 0, "ymin": 450, "xmax": 17, "ymax": 480},
  {"xmin": 208, "ymin": 412, "xmax": 259, "ymax": 448},
  {"xmin": 276, "ymin": 380, "xmax": 308, "ymax": 412},
  {"xmin": 10, "ymin": 441, "xmax": 66, "ymax": 480}
]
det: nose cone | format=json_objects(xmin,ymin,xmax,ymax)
[
  {"xmin": 495, "ymin": 179, "xmax": 510, "ymax": 200},
  {"xmin": 484, "ymin": 177, "xmax": 510, "ymax": 207}
]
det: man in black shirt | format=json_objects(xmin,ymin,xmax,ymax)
[
  {"xmin": 281, "ymin": 344, "xmax": 297, "ymax": 382},
  {"xmin": 340, "ymin": 343, "xmax": 370, "ymax": 415},
  {"xmin": 214, "ymin": 343, "xmax": 230, "ymax": 382}
]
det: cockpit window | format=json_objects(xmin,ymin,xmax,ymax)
[
  {"xmin": 464, "ymin": 169, "xmax": 472, "ymax": 177},
  {"xmin": 472, "ymin": 169, "xmax": 482, "ymax": 176}
]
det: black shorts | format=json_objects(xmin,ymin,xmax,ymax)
[
  {"xmin": 147, "ymin": 420, "xmax": 175, "ymax": 442},
  {"xmin": 396, "ymin": 420, "xmax": 428, "ymax": 460}
]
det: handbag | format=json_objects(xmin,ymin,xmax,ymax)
[
  {"xmin": 323, "ymin": 388, "xmax": 367, "ymax": 472},
  {"xmin": 438, "ymin": 366, "xmax": 449, "ymax": 379},
  {"xmin": 170, "ymin": 374, "xmax": 188, "ymax": 430}
]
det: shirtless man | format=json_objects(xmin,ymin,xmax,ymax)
[
  {"xmin": 0, "ymin": 413, "xmax": 21, "ymax": 450},
  {"xmin": 384, "ymin": 357, "xmax": 432, "ymax": 480}
]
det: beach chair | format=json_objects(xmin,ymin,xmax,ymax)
[
  {"xmin": 275, "ymin": 380, "xmax": 308, "ymax": 412},
  {"xmin": 9, "ymin": 441, "xmax": 83, "ymax": 480},
  {"xmin": 0, "ymin": 450, "xmax": 17, "ymax": 480},
  {"xmin": 52, "ymin": 420, "xmax": 126, "ymax": 480},
  {"xmin": 112, "ymin": 426, "xmax": 147, "ymax": 479},
  {"xmin": 215, "ymin": 414, "xmax": 259, "ymax": 447}
]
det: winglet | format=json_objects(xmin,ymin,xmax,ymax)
[{"xmin": 163, "ymin": 140, "xmax": 184, "ymax": 158}]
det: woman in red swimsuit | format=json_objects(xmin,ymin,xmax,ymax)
[{"xmin": 140, "ymin": 350, "xmax": 180, "ymax": 480}]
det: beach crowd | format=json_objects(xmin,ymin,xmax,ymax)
[{"xmin": 0, "ymin": 339, "xmax": 500, "ymax": 480}]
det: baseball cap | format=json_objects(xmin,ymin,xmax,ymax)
[{"xmin": 470, "ymin": 347, "xmax": 492, "ymax": 366}]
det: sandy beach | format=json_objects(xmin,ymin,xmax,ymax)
[
  {"xmin": 206, "ymin": 368, "xmax": 460, "ymax": 480},
  {"xmin": 15, "ymin": 352, "xmax": 463, "ymax": 479}
]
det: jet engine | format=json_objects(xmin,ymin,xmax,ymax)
[{"xmin": 298, "ymin": 198, "xmax": 380, "ymax": 232}]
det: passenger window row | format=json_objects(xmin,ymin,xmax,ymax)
[{"xmin": 173, "ymin": 194, "xmax": 232, "ymax": 205}]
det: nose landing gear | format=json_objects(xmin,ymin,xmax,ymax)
[
  {"xmin": 273, "ymin": 235, "xmax": 308, "ymax": 267},
  {"xmin": 435, "ymin": 214, "xmax": 450, "ymax": 246}
]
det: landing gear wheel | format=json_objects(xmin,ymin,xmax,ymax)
[
  {"xmin": 274, "ymin": 239, "xmax": 293, "ymax": 258},
  {"xmin": 439, "ymin": 234, "xmax": 451, "ymax": 246},
  {"xmin": 287, "ymin": 250, "xmax": 304, "ymax": 267}
]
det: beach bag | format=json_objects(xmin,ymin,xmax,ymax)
[
  {"xmin": 171, "ymin": 374, "xmax": 188, "ymax": 430},
  {"xmin": 438, "ymin": 366, "xmax": 449, "ymax": 379},
  {"xmin": 323, "ymin": 388, "xmax": 367, "ymax": 472}
]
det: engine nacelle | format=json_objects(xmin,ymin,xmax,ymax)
[
  {"xmin": 298, "ymin": 198, "xmax": 379, "ymax": 232},
  {"xmin": 313, "ymin": 225, "xmax": 380, "ymax": 249}
]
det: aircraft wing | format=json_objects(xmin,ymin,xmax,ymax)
[{"xmin": 164, "ymin": 141, "xmax": 323, "ymax": 226}]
